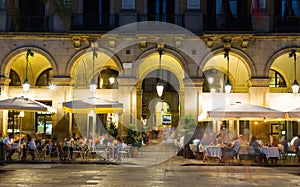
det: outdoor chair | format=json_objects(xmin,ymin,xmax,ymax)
[
  {"xmin": 288, "ymin": 145, "xmax": 298, "ymax": 162},
  {"xmin": 96, "ymin": 144, "xmax": 109, "ymax": 160},
  {"xmin": 189, "ymin": 144, "xmax": 203, "ymax": 160},
  {"xmin": 118, "ymin": 144, "xmax": 131, "ymax": 160}
]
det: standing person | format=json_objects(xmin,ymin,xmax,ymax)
[
  {"xmin": 3, "ymin": 133, "xmax": 15, "ymax": 161},
  {"xmin": 21, "ymin": 134, "xmax": 37, "ymax": 160}
]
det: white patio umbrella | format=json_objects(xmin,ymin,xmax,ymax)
[
  {"xmin": 207, "ymin": 102, "xmax": 286, "ymax": 120},
  {"xmin": 62, "ymin": 97, "xmax": 123, "ymax": 150},
  {"xmin": 286, "ymin": 107, "xmax": 300, "ymax": 118},
  {"xmin": 0, "ymin": 96, "xmax": 56, "ymax": 159},
  {"xmin": 0, "ymin": 96, "xmax": 56, "ymax": 113},
  {"xmin": 62, "ymin": 97, "xmax": 123, "ymax": 114}
]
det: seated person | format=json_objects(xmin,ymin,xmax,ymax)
[
  {"xmin": 21, "ymin": 134, "xmax": 37, "ymax": 160},
  {"xmin": 3, "ymin": 133, "xmax": 16, "ymax": 161},
  {"xmin": 294, "ymin": 135, "xmax": 300, "ymax": 152},
  {"xmin": 221, "ymin": 136, "xmax": 240, "ymax": 162},
  {"xmin": 50, "ymin": 135, "xmax": 65, "ymax": 160},
  {"xmin": 249, "ymin": 135, "xmax": 262, "ymax": 161}
]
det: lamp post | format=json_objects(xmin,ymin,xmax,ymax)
[
  {"xmin": 22, "ymin": 49, "xmax": 34, "ymax": 93},
  {"xmin": 289, "ymin": 50, "xmax": 299, "ymax": 94},
  {"xmin": 156, "ymin": 48, "xmax": 164, "ymax": 97},
  {"xmin": 90, "ymin": 42, "xmax": 97, "ymax": 94},
  {"xmin": 224, "ymin": 48, "xmax": 231, "ymax": 94}
]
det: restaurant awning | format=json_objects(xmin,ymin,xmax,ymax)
[
  {"xmin": 0, "ymin": 96, "xmax": 56, "ymax": 113},
  {"xmin": 207, "ymin": 102, "xmax": 286, "ymax": 119},
  {"xmin": 62, "ymin": 97, "xmax": 123, "ymax": 114}
]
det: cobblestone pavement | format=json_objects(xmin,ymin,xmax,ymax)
[{"xmin": 0, "ymin": 157, "xmax": 300, "ymax": 187}]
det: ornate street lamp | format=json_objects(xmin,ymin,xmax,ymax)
[
  {"xmin": 156, "ymin": 48, "xmax": 164, "ymax": 97},
  {"xmin": 23, "ymin": 49, "xmax": 34, "ymax": 93},
  {"xmin": 224, "ymin": 48, "xmax": 231, "ymax": 94},
  {"xmin": 90, "ymin": 41, "xmax": 97, "ymax": 93},
  {"xmin": 289, "ymin": 50, "xmax": 299, "ymax": 94}
]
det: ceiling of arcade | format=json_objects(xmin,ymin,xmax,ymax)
[
  {"xmin": 136, "ymin": 52, "xmax": 185, "ymax": 89},
  {"xmin": 72, "ymin": 51, "xmax": 119, "ymax": 87},
  {"xmin": 6, "ymin": 51, "xmax": 52, "ymax": 85}
]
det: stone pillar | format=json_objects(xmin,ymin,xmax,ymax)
[
  {"xmin": 248, "ymin": 77, "xmax": 270, "ymax": 143},
  {"xmin": 248, "ymin": 78, "xmax": 270, "ymax": 107},
  {"xmin": 183, "ymin": 78, "xmax": 204, "ymax": 123},
  {"xmin": 117, "ymin": 77, "xmax": 138, "ymax": 128},
  {"xmin": 0, "ymin": 77, "xmax": 11, "ymax": 137},
  {"xmin": 51, "ymin": 77, "xmax": 73, "ymax": 137}
]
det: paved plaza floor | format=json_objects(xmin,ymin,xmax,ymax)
[{"xmin": 0, "ymin": 158, "xmax": 300, "ymax": 187}]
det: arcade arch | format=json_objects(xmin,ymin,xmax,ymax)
[
  {"xmin": 202, "ymin": 49, "xmax": 252, "ymax": 93},
  {"xmin": 136, "ymin": 50, "xmax": 186, "ymax": 128}
]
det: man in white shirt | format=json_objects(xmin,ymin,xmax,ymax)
[
  {"xmin": 3, "ymin": 133, "xmax": 15, "ymax": 161},
  {"xmin": 290, "ymin": 136, "xmax": 298, "ymax": 146}
]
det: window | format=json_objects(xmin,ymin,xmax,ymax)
[
  {"xmin": 282, "ymin": 0, "xmax": 300, "ymax": 16},
  {"xmin": 122, "ymin": 0, "xmax": 135, "ymax": 9},
  {"xmin": 269, "ymin": 69, "xmax": 286, "ymax": 87},
  {"xmin": 97, "ymin": 69, "xmax": 118, "ymax": 89},
  {"xmin": 9, "ymin": 70, "xmax": 21, "ymax": 86},
  {"xmin": 187, "ymin": 0, "xmax": 200, "ymax": 10},
  {"xmin": 203, "ymin": 69, "xmax": 228, "ymax": 93},
  {"xmin": 36, "ymin": 68, "xmax": 53, "ymax": 86},
  {"xmin": 252, "ymin": 0, "xmax": 266, "ymax": 11}
]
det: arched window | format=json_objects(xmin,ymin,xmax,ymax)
[
  {"xmin": 203, "ymin": 69, "xmax": 229, "ymax": 93},
  {"xmin": 9, "ymin": 69, "xmax": 21, "ymax": 86},
  {"xmin": 97, "ymin": 68, "xmax": 118, "ymax": 89},
  {"xmin": 36, "ymin": 68, "xmax": 53, "ymax": 86},
  {"xmin": 269, "ymin": 69, "xmax": 286, "ymax": 87}
]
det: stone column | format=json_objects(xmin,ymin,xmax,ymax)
[
  {"xmin": 0, "ymin": 77, "xmax": 11, "ymax": 137},
  {"xmin": 183, "ymin": 78, "xmax": 204, "ymax": 123},
  {"xmin": 248, "ymin": 78, "xmax": 270, "ymax": 107},
  {"xmin": 51, "ymin": 77, "xmax": 73, "ymax": 137},
  {"xmin": 117, "ymin": 77, "xmax": 138, "ymax": 128},
  {"xmin": 248, "ymin": 77, "xmax": 270, "ymax": 140}
]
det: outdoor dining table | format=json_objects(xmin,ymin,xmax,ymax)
[
  {"xmin": 260, "ymin": 146, "xmax": 280, "ymax": 163},
  {"xmin": 204, "ymin": 145, "xmax": 222, "ymax": 161}
]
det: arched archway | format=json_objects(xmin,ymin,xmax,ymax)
[
  {"xmin": 2, "ymin": 47, "xmax": 57, "ymax": 86},
  {"xmin": 69, "ymin": 48, "xmax": 121, "ymax": 88},
  {"xmin": 266, "ymin": 48, "xmax": 300, "ymax": 91},
  {"xmin": 202, "ymin": 48, "xmax": 252, "ymax": 93},
  {"xmin": 136, "ymin": 49, "xmax": 185, "ymax": 129}
]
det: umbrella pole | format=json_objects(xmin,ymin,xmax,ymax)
[
  {"xmin": 19, "ymin": 116, "xmax": 22, "ymax": 160},
  {"xmin": 18, "ymin": 111, "xmax": 24, "ymax": 160}
]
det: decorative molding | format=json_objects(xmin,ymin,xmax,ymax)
[{"xmin": 72, "ymin": 36, "xmax": 81, "ymax": 50}]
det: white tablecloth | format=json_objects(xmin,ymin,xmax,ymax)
[
  {"xmin": 260, "ymin": 147, "xmax": 280, "ymax": 159},
  {"xmin": 205, "ymin": 146, "xmax": 222, "ymax": 160}
]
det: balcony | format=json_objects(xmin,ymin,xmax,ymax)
[
  {"xmin": 137, "ymin": 14, "xmax": 184, "ymax": 27},
  {"xmin": 203, "ymin": 14, "xmax": 252, "ymax": 32},
  {"xmin": 10, "ymin": 16, "xmax": 50, "ymax": 32},
  {"xmin": 274, "ymin": 16, "xmax": 300, "ymax": 33},
  {"xmin": 70, "ymin": 13, "xmax": 118, "ymax": 31}
]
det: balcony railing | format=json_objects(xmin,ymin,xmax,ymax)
[
  {"xmin": 70, "ymin": 13, "xmax": 118, "ymax": 31},
  {"xmin": 137, "ymin": 14, "xmax": 184, "ymax": 27},
  {"xmin": 274, "ymin": 16, "xmax": 300, "ymax": 33},
  {"xmin": 203, "ymin": 14, "xmax": 252, "ymax": 32},
  {"xmin": 11, "ymin": 16, "xmax": 50, "ymax": 32}
]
